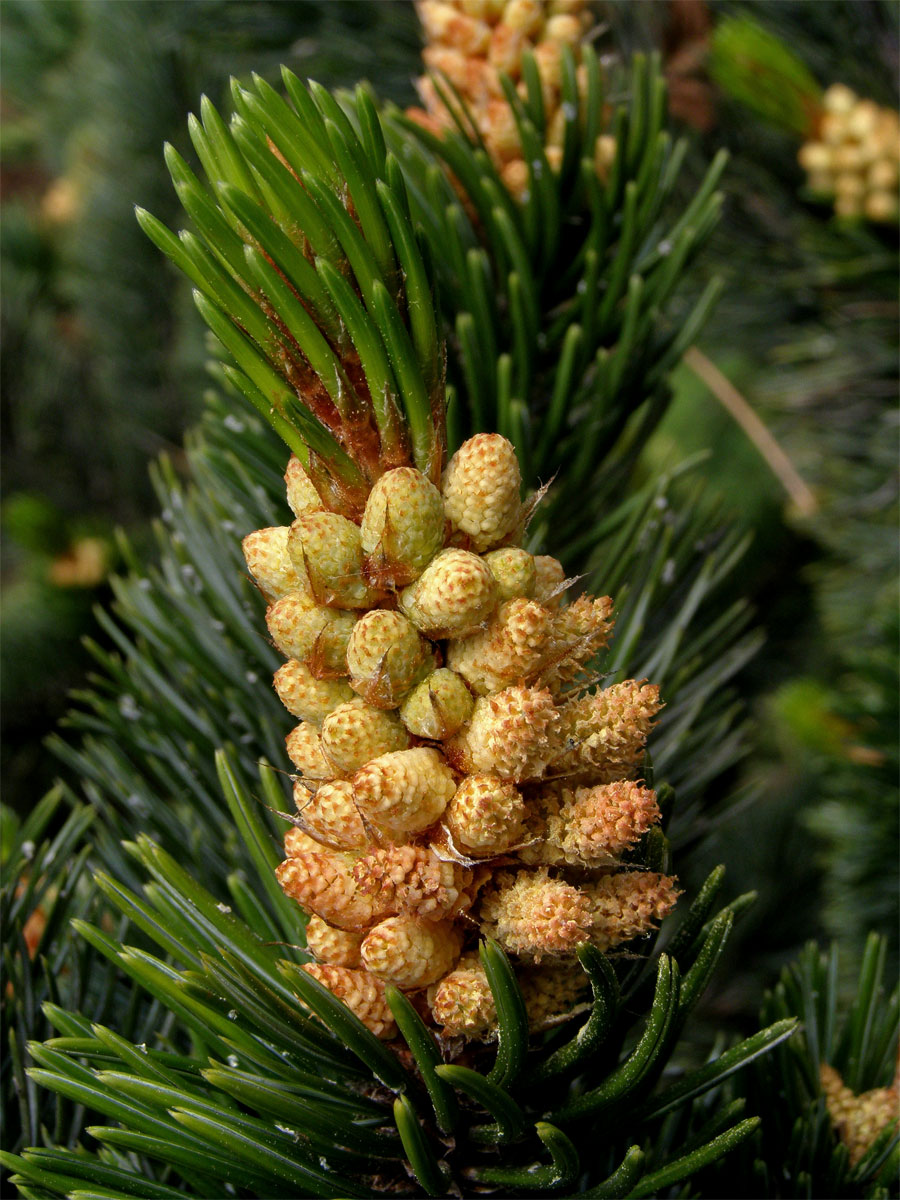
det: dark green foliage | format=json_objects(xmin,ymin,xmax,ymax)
[
  {"xmin": 700, "ymin": 936, "xmax": 899, "ymax": 1198},
  {"xmin": 710, "ymin": 14, "xmax": 822, "ymax": 136},
  {"xmin": 2, "ymin": 756, "xmax": 794, "ymax": 1197},
  {"xmin": 0, "ymin": 0, "xmax": 422, "ymax": 521},
  {"xmin": 0, "ymin": 562, "xmax": 108, "ymax": 813},
  {"xmin": 801, "ymin": 636, "xmax": 899, "ymax": 971},
  {"xmin": 0, "ymin": 790, "xmax": 134, "ymax": 1162},
  {"xmin": 47, "ymin": 395, "xmax": 290, "ymax": 896},
  {"xmin": 634, "ymin": 2, "xmax": 899, "ymax": 1005},
  {"xmin": 3, "ymin": 19, "xmax": 860, "ymax": 1199},
  {"xmin": 710, "ymin": 1, "xmax": 899, "ymax": 117},
  {"xmin": 386, "ymin": 50, "xmax": 727, "ymax": 563}
]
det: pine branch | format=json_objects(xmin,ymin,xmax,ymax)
[
  {"xmin": 4, "ymin": 756, "xmax": 794, "ymax": 1197},
  {"xmin": 5, "ymin": 32, "xmax": 793, "ymax": 1200}
]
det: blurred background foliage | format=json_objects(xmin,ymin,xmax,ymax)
[
  {"xmin": 640, "ymin": 0, "xmax": 899, "ymax": 1000},
  {"xmin": 1, "ymin": 0, "xmax": 896, "ymax": 1041},
  {"xmin": 1, "ymin": 0, "xmax": 421, "ymax": 805}
]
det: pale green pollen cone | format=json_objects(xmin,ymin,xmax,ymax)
[
  {"xmin": 288, "ymin": 512, "xmax": 382, "ymax": 610},
  {"xmin": 400, "ymin": 667, "xmax": 475, "ymax": 740},
  {"xmin": 266, "ymin": 591, "xmax": 356, "ymax": 676},
  {"xmin": 346, "ymin": 609, "xmax": 435, "ymax": 709},
  {"xmin": 360, "ymin": 467, "xmax": 446, "ymax": 588}
]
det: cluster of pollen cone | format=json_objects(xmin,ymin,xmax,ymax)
[
  {"xmin": 409, "ymin": 0, "xmax": 616, "ymax": 200},
  {"xmin": 243, "ymin": 432, "xmax": 678, "ymax": 1041},
  {"xmin": 799, "ymin": 84, "xmax": 900, "ymax": 224}
]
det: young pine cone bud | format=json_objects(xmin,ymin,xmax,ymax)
[
  {"xmin": 361, "ymin": 915, "xmax": 464, "ymax": 988},
  {"xmin": 346, "ymin": 610, "xmax": 434, "ymax": 709},
  {"xmin": 583, "ymin": 871, "xmax": 680, "ymax": 950},
  {"xmin": 447, "ymin": 597, "xmax": 554, "ymax": 694},
  {"xmin": 544, "ymin": 10, "xmax": 585, "ymax": 43},
  {"xmin": 400, "ymin": 549, "xmax": 499, "ymax": 638},
  {"xmin": 522, "ymin": 781, "xmax": 661, "ymax": 867},
  {"xmin": 286, "ymin": 723, "xmax": 334, "ymax": 780},
  {"xmin": 302, "ymin": 963, "xmax": 396, "ymax": 1038},
  {"xmin": 846, "ymin": 99, "xmax": 880, "ymax": 141},
  {"xmin": 520, "ymin": 962, "xmax": 589, "ymax": 1029},
  {"xmin": 798, "ymin": 142, "xmax": 834, "ymax": 174},
  {"xmin": 488, "ymin": 23, "xmax": 527, "ymax": 79},
  {"xmin": 320, "ymin": 699, "xmax": 409, "ymax": 777},
  {"xmin": 353, "ymin": 844, "xmax": 478, "ymax": 922},
  {"xmin": 285, "ymin": 455, "xmax": 324, "ymax": 517},
  {"xmin": 500, "ymin": 159, "xmax": 530, "ymax": 201},
  {"xmin": 503, "ymin": 0, "xmax": 545, "ymax": 37},
  {"xmin": 266, "ymin": 592, "xmax": 356, "ymax": 676},
  {"xmin": 400, "ymin": 668, "xmax": 475, "ymax": 740},
  {"xmin": 484, "ymin": 546, "xmax": 536, "ymax": 601},
  {"xmin": 428, "ymin": 952, "xmax": 497, "ymax": 1038},
  {"xmin": 443, "ymin": 773, "xmax": 527, "ymax": 855},
  {"xmin": 353, "ymin": 747, "xmax": 457, "ymax": 840},
  {"xmin": 532, "ymin": 555, "xmax": 567, "ymax": 609},
  {"xmin": 273, "ymin": 661, "xmax": 354, "ymax": 725},
  {"xmin": 869, "ymin": 158, "xmax": 899, "ymax": 191},
  {"xmin": 242, "ymin": 527, "xmax": 306, "ymax": 603},
  {"xmin": 479, "ymin": 868, "xmax": 593, "ymax": 961},
  {"xmin": 532, "ymin": 37, "xmax": 563, "ymax": 92},
  {"xmin": 546, "ymin": 105, "xmax": 566, "ymax": 154},
  {"xmin": 451, "ymin": 685, "xmax": 560, "ymax": 781},
  {"xmin": 263, "ymin": 417, "xmax": 674, "ymax": 1035},
  {"xmin": 535, "ymin": 135, "xmax": 562, "ymax": 171},
  {"xmin": 418, "ymin": 0, "xmax": 492, "ymax": 54},
  {"xmin": 304, "ymin": 914, "xmax": 364, "ymax": 968},
  {"xmin": 820, "ymin": 1062, "xmax": 900, "ymax": 1166},
  {"xmin": 800, "ymin": 85, "xmax": 900, "ymax": 224},
  {"xmin": 555, "ymin": 680, "xmax": 662, "ymax": 780},
  {"xmin": 823, "ymin": 83, "xmax": 856, "ymax": 116},
  {"xmin": 413, "ymin": 0, "xmax": 598, "ymax": 197},
  {"xmin": 865, "ymin": 189, "xmax": 899, "ymax": 223},
  {"xmin": 293, "ymin": 778, "xmax": 367, "ymax": 851},
  {"xmin": 288, "ymin": 513, "xmax": 381, "ymax": 609},
  {"xmin": 421, "ymin": 44, "xmax": 488, "ymax": 101},
  {"xmin": 360, "ymin": 467, "xmax": 446, "ymax": 588},
  {"xmin": 594, "ymin": 134, "xmax": 617, "ymax": 181},
  {"xmin": 480, "ymin": 98, "xmax": 521, "ymax": 165},
  {"xmin": 441, "ymin": 434, "xmax": 522, "ymax": 552}
]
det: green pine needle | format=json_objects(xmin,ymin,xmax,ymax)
[{"xmin": 144, "ymin": 77, "xmax": 444, "ymax": 482}]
